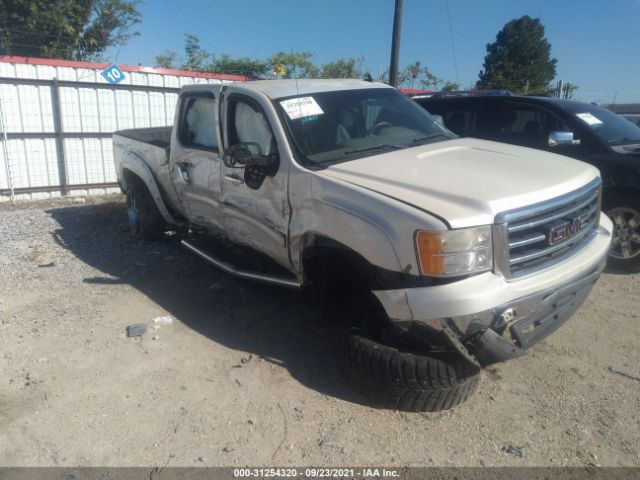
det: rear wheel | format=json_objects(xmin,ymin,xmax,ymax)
[
  {"xmin": 604, "ymin": 194, "xmax": 640, "ymax": 272},
  {"xmin": 126, "ymin": 181, "xmax": 165, "ymax": 241}
]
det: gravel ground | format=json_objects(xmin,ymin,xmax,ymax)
[{"xmin": 0, "ymin": 196, "xmax": 639, "ymax": 467}]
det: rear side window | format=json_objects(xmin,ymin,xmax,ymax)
[{"xmin": 179, "ymin": 96, "xmax": 218, "ymax": 150}]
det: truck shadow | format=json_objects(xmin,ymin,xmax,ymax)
[{"xmin": 47, "ymin": 202, "xmax": 364, "ymax": 406}]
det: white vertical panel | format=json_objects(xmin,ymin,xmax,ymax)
[
  {"xmin": 0, "ymin": 84, "xmax": 22, "ymax": 132},
  {"xmin": 148, "ymin": 74, "xmax": 163, "ymax": 87},
  {"xmin": 132, "ymin": 91, "xmax": 150, "ymax": 128},
  {"xmin": 78, "ymin": 88, "xmax": 100, "ymax": 132},
  {"xmin": 56, "ymin": 67, "xmax": 77, "ymax": 81},
  {"xmin": 15, "ymin": 64, "xmax": 37, "ymax": 79},
  {"xmin": 36, "ymin": 65, "xmax": 56, "ymax": 79},
  {"xmin": 82, "ymin": 138, "xmax": 104, "ymax": 183},
  {"xmin": 101, "ymin": 139, "xmax": 116, "ymax": 182},
  {"xmin": 23, "ymin": 139, "xmax": 50, "ymax": 187},
  {"xmin": 98, "ymin": 90, "xmax": 117, "ymax": 132},
  {"xmin": 6, "ymin": 140, "xmax": 28, "ymax": 188},
  {"xmin": 59, "ymin": 87, "xmax": 82, "ymax": 132},
  {"xmin": 164, "ymin": 76, "xmax": 180, "ymax": 88},
  {"xmin": 130, "ymin": 72, "xmax": 148, "ymax": 86},
  {"xmin": 76, "ymin": 69, "xmax": 98, "ymax": 83},
  {"xmin": 0, "ymin": 62, "xmax": 15, "ymax": 77},
  {"xmin": 38, "ymin": 85, "xmax": 55, "ymax": 132},
  {"xmin": 149, "ymin": 92, "xmax": 166, "ymax": 126},
  {"xmin": 0, "ymin": 138, "xmax": 8, "ymax": 189},
  {"xmin": 115, "ymin": 90, "xmax": 134, "ymax": 129},
  {"xmin": 45, "ymin": 138, "xmax": 60, "ymax": 186},
  {"xmin": 17, "ymin": 85, "xmax": 43, "ymax": 132},
  {"xmin": 64, "ymin": 138, "xmax": 87, "ymax": 184}
]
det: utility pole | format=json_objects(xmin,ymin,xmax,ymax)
[{"xmin": 388, "ymin": 0, "xmax": 404, "ymax": 87}]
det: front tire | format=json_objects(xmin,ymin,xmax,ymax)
[
  {"xmin": 604, "ymin": 194, "xmax": 640, "ymax": 272},
  {"xmin": 341, "ymin": 330, "xmax": 480, "ymax": 412},
  {"xmin": 126, "ymin": 182, "xmax": 165, "ymax": 241}
]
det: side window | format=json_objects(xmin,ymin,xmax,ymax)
[
  {"xmin": 442, "ymin": 109, "xmax": 476, "ymax": 137},
  {"xmin": 228, "ymin": 100, "xmax": 274, "ymax": 155},
  {"xmin": 180, "ymin": 96, "xmax": 218, "ymax": 150},
  {"xmin": 509, "ymin": 105, "xmax": 573, "ymax": 148}
]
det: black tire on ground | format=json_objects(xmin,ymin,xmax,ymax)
[
  {"xmin": 341, "ymin": 331, "xmax": 480, "ymax": 412},
  {"xmin": 126, "ymin": 181, "xmax": 165, "ymax": 241},
  {"xmin": 604, "ymin": 193, "xmax": 640, "ymax": 273}
]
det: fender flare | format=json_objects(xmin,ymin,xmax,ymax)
[
  {"xmin": 118, "ymin": 151, "xmax": 176, "ymax": 225},
  {"xmin": 290, "ymin": 202, "xmax": 404, "ymax": 278}
]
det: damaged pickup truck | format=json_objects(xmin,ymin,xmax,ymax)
[{"xmin": 114, "ymin": 79, "xmax": 612, "ymax": 411}]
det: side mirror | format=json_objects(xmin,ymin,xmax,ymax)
[
  {"xmin": 223, "ymin": 142, "xmax": 263, "ymax": 168},
  {"xmin": 548, "ymin": 131, "xmax": 580, "ymax": 147},
  {"xmin": 223, "ymin": 142, "xmax": 279, "ymax": 177}
]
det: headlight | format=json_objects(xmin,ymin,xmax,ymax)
[{"xmin": 415, "ymin": 226, "xmax": 493, "ymax": 277}]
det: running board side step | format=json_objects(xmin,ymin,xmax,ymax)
[{"xmin": 181, "ymin": 239, "xmax": 302, "ymax": 289}]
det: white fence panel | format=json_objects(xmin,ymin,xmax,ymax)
[{"xmin": 0, "ymin": 57, "xmax": 243, "ymax": 201}]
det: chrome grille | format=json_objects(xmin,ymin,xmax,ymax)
[{"xmin": 495, "ymin": 178, "xmax": 602, "ymax": 278}]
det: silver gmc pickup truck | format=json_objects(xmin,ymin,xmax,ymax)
[{"xmin": 114, "ymin": 79, "xmax": 612, "ymax": 412}]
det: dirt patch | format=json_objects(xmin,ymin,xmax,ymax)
[{"xmin": 0, "ymin": 198, "xmax": 638, "ymax": 467}]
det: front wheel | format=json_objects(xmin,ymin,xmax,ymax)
[
  {"xmin": 605, "ymin": 195, "xmax": 640, "ymax": 272},
  {"xmin": 340, "ymin": 330, "xmax": 480, "ymax": 412}
]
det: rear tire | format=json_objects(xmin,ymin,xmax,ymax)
[
  {"xmin": 604, "ymin": 194, "xmax": 640, "ymax": 272},
  {"xmin": 126, "ymin": 182, "xmax": 165, "ymax": 241},
  {"xmin": 341, "ymin": 330, "xmax": 480, "ymax": 412}
]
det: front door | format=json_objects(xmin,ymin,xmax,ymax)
[{"xmin": 219, "ymin": 90, "xmax": 291, "ymax": 269}]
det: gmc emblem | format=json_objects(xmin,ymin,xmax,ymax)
[{"xmin": 548, "ymin": 218, "xmax": 583, "ymax": 245}]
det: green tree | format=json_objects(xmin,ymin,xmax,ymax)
[
  {"xmin": 154, "ymin": 50, "xmax": 178, "ymax": 69},
  {"xmin": 181, "ymin": 34, "xmax": 209, "ymax": 71},
  {"xmin": 320, "ymin": 57, "xmax": 361, "ymax": 79},
  {"xmin": 398, "ymin": 61, "xmax": 441, "ymax": 89},
  {"xmin": 478, "ymin": 15, "xmax": 557, "ymax": 94},
  {"xmin": 441, "ymin": 81, "xmax": 460, "ymax": 92},
  {"xmin": 0, "ymin": 0, "xmax": 141, "ymax": 60},
  {"xmin": 268, "ymin": 51, "xmax": 318, "ymax": 78},
  {"xmin": 211, "ymin": 54, "xmax": 269, "ymax": 76}
]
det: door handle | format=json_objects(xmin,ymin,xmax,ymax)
[
  {"xmin": 224, "ymin": 174, "xmax": 244, "ymax": 185},
  {"xmin": 177, "ymin": 161, "xmax": 193, "ymax": 184}
]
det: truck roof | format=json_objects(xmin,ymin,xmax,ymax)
[{"xmin": 181, "ymin": 78, "xmax": 391, "ymax": 99}]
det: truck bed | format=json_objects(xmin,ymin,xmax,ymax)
[{"xmin": 115, "ymin": 126, "xmax": 172, "ymax": 149}]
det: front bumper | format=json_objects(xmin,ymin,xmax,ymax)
[{"xmin": 373, "ymin": 214, "xmax": 612, "ymax": 365}]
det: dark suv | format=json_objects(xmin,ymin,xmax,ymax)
[{"xmin": 414, "ymin": 95, "xmax": 640, "ymax": 271}]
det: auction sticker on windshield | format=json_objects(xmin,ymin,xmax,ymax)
[
  {"xmin": 280, "ymin": 97, "xmax": 324, "ymax": 120},
  {"xmin": 576, "ymin": 112, "xmax": 603, "ymax": 126}
]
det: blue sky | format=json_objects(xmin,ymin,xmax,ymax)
[{"xmin": 107, "ymin": 0, "xmax": 640, "ymax": 103}]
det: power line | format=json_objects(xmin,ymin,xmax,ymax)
[{"xmin": 444, "ymin": 0, "xmax": 459, "ymax": 84}]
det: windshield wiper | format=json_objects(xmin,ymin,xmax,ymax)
[
  {"xmin": 412, "ymin": 133, "xmax": 453, "ymax": 144},
  {"xmin": 344, "ymin": 143, "xmax": 403, "ymax": 155}
]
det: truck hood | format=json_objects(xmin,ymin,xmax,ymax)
[{"xmin": 319, "ymin": 138, "xmax": 600, "ymax": 228}]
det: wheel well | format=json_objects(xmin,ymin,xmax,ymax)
[
  {"xmin": 302, "ymin": 236, "xmax": 374, "ymax": 298},
  {"xmin": 603, "ymin": 185, "xmax": 640, "ymax": 208},
  {"xmin": 121, "ymin": 169, "xmax": 146, "ymax": 192}
]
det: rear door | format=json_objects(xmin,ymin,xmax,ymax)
[
  {"xmin": 170, "ymin": 87, "xmax": 224, "ymax": 230},
  {"xmin": 219, "ymin": 88, "xmax": 291, "ymax": 269}
]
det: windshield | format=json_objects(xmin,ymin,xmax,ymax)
[
  {"xmin": 275, "ymin": 88, "xmax": 455, "ymax": 165},
  {"xmin": 564, "ymin": 103, "xmax": 640, "ymax": 146}
]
